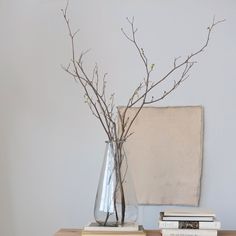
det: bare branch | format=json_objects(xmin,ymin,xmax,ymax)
[
  {"xmin": 62, "ymin": 2, "xmax": 115, "ymax": 140},
  {"xmin": 118, "ymin": 17, "xmax": 224, "ymax": 138}
]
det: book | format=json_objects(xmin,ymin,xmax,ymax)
[
  {"xmin": 84, "ymin": 223, "xmax": 140, "ymax": 232},
  {"xmin": 161, "ymin": 229, "xmax": 218, "ymax": 236},
  {"xmin": 159, "ymin": 220, "xmax": 221, "ymax": 230},
  {"xmin": 81, "ymin": 225, "xmax": 146, "ymax": 236},
  {"xmin": 160, "ymin": 212, "xmax": 214, "ymax": 222},
  {"xmin": 163, "ymin": 208, "xmax": 216, "ymax": 218}
]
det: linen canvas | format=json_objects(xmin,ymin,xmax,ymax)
[{"xmin": 118, "ymin": 106, "xmax": 203, "ymax": 205}]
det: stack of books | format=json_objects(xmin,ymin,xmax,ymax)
[
  {"xmin": 158, "ymin": 209, "xmax": 221, "ymax": 236},
  {"xmin": 82, "ymin": 223, "xmax": 146, "ymax": 236}
]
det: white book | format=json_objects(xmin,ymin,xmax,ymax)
[
  {"xmin": 160, "ymin": 212, "xmax": 214, "ymax": 222},
  {"xmin": 161, "ymin": 229, "xmax": 218, "ymax": 236},
  {"xmin": 159, "ymin": 220, "xmax": 221, "ymax": 230},
  {"xmin": 83, "ymin": 222, "xmax": 140, "ymax": 232},
  {"xmin": 163, "ymin": 208, "xmax": 216, "ymax": 217}
]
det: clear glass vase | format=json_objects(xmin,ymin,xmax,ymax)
[{"xmin": 94, "ymin": 140, "xmax": 138, "ymax": 226}]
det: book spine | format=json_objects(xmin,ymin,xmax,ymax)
[
  {"xmin": 159, "ymin": 220, "xmax": 221, "ymax": 230},
  {"xmin": 161, "ymin": 229, "xmax": 218, "ymax": 236},
  {"xmin": 162, "ymin": 216, "xmax": 214, "ymax": 221},
  {"xmin": 163, "ymin": 210, "xmax": 215, "ymax": 217}
]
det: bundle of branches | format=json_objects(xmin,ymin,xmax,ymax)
[{"xmin": 62, "ymin": 6, "xmax": 223, "ymax": 144}]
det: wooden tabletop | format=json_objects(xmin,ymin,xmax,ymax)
[{"xmin": 55, "ymin": 229, "xmax": 236, "ymax": 236}]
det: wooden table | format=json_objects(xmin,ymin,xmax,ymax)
[{"xmin": 55, "ymin": 229, "xmax": 236, "ymax": 236}]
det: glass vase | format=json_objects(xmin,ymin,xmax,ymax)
[{"xmin": 94, "ymin": 140, "xmax": 138, "ymax": 226}]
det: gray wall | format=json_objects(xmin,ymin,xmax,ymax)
[{"xmin": 0, "ymin": 0, "xmax": 236, "ymax": 236}]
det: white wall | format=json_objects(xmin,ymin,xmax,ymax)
[{"xmin": 0, "ymin": 0, "xmax": 236, "ymax": 236}]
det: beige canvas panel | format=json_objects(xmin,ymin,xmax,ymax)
[{"xmin": 118, "ymin": 106, "xmax": 203, "ymax": 205}]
